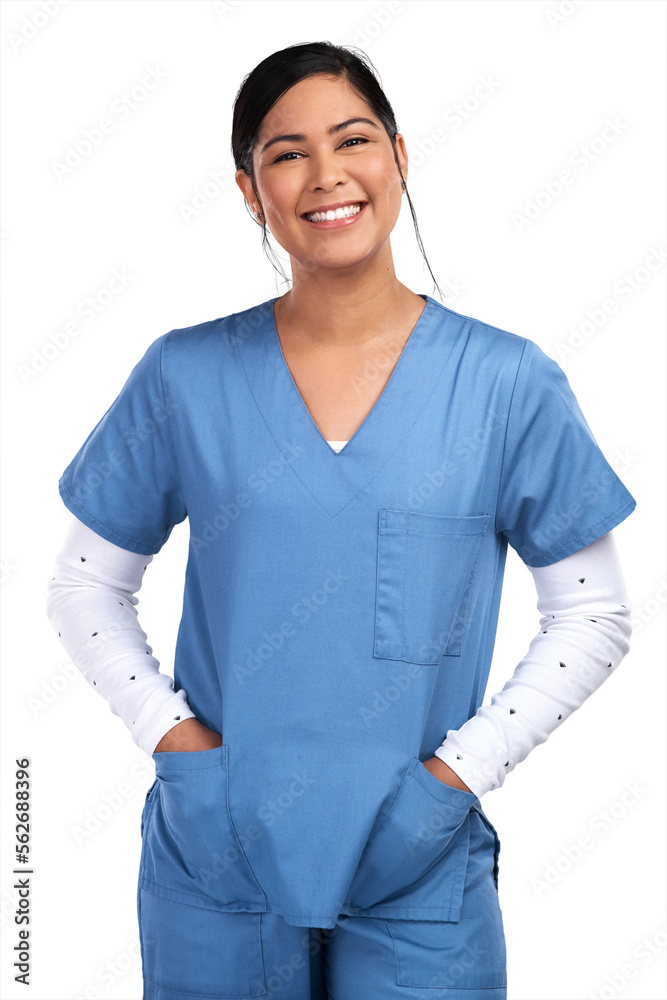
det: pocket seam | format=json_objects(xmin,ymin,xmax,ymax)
[
  {"xmin": 410, "ymin": 759, "xmax": 477, "ymax": 809},
  {"xmin": 366, "ymin": 758, "xmax": 414, "ymax": 839},
  {"xmin": 472, "ymin": 805, "xmax": 501, "ymax": 891},
  {"xmin": 144, "ymin": 745, "xmax": 266, "ymax": 907},
  {"xmin": 374, "ymin": 510, "xmax": 490, "ymax": 664},
  {"xmin": 139, "ymin": 888, "xmax": 267, "ymax": 997},
  {"xmin": 140, "ymin": 784, "xmax": 157, "ymax": 841},
  {"xmin": 379, "ymin": 509, "xmax": 490, "ymax": 535},
  {"xmin": 347, "ymin": 759, "xmax": 473, "ymax": 913},
  {"xmin": 153, "ymin": 746, "xmax": 225, "ymax": 773}
]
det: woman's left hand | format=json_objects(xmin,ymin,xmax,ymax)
[{"xmin": 422, "ymin": 756, "xmax": 473, "ymax": 794}]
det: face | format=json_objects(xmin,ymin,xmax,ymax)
[{"xmin": 235, "ymin": 73, "xmax": 408, "ymax": 276}]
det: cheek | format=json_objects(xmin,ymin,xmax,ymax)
[
  {"xmin": 362, "ymin": 158, "xmax": 402, "ymax": 207},
  {"xmin": 261, "ymin": 177, "xmax": 302, "ymax": 225}
]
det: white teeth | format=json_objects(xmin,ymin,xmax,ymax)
[{"xmin": 306, "ymin": 203, "xmax": 362, "ymax": 223}]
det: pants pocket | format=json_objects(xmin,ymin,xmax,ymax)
[
  {"xmin": 387, "ymin": 912, "xmax": 507, "ymax": 992},
  {"xmin": 388, "ymin": 807, "xmax": 507, "ymax": 989},
  {"xmin": 138, "ymin": 888, "xmax": 267, "ymax": 998},
  {"xmin": 374, "ymin": 509, "xmax": 489, "ymax": 664},
  {"xmin": 345, "ymin": 757, "xmax": 477, "ymax": 917},
  {"xmin": 141, "ymin": 744, "xmax": 265, "ymax": 908},
  {"xmin": 471, "ymin": 804, "xmax": 501, "ymax": 891},
  {"xmin": 140, "ymin": 779, "xmax": 158, "ymax": 838}
]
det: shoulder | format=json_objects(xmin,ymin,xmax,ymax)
[
  {"xmin": 161, "ymin": 298, "xmax": 275, "ymax": 355},
  {"xmin": 426, "ymin": 296, "xmax": 548, "ymax": 371}
]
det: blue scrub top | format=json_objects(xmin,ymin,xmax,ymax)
[{"xmin": 58, "ymin": 294, "xmax": 636, "ymax": 928}]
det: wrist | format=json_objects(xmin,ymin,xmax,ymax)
[
  {"xmin": 154, "ymin": 718, "xmax": 221, "ymax": 754},
  {"xmin": 423, "ymin": 755, "xmax": 473, "ymax": 793}
]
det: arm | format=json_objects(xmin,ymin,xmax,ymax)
[
  {"xmin": 424, "ymin": 531, "xmax": 632, "ymax": 798},
  {"xmin": 46, "ymin": 514, "xmax": 220, "ymax": 755}
]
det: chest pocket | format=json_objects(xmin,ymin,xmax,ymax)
[{"xmin": 374, "ymin": 509, "xmax": 489, "ymax": 664}]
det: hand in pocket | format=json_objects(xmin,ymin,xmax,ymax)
[
  {"xmin": 153, "ymin": 718, "xmax": 222, "ymax": 754},
  {"xmin": 421, "ymin": 756, "xmax": 473, "ymax": 793},
  {"xmin": 347, "ymin": 757, "xmax": 476, "ymax": 910}
]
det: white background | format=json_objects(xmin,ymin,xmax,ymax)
[{"xmin": 1, "ymin": 1, "xmax": 665, "ymax": 998}]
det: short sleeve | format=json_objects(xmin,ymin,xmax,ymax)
[
  {"xmin": 495, "ymin": 338, "xmax": 636, "ymax": 568},
  {"xmin": 58, "ymin": 334, "xmax": 187, "ymax": 556}
]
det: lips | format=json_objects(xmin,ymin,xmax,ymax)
[{"xmin": 300, "ymin": 201, "xmax": 367, "ymax": 218}]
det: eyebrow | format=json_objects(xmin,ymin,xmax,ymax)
[{"xmin": 259, "ymin": 117, "xmax": 381, "ymax": 155}]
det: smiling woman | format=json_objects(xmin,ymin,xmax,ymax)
[
  {"xmin": 232, "ymin": 59, "xmax": 438, "ymax": 443},
  {"xmin": 237, "ymin": 81, "xmax": 401, "ymax": 255},
  {"xmin": 46, "ymin": 40, "xmax": 636, "ymax": 1000}
]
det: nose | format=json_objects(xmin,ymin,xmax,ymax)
[{"xmin": 306, "ymin": 147, "xmax": 349, "ymax": 193}]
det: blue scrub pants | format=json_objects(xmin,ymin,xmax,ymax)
[{"xmin": 137, "ymin": 803, "xmax": 507, "ymax": 998}]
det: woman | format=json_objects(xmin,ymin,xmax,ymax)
[{"xmin": 47, "ymin": 42, "xmax": 636, "ymax": 1000}]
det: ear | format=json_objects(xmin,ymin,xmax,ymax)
[
  {"xmin": 394, "ymin": 133, "xmax": 409, "ymax": 188},
  {"xmin": 235, "ymin": 169, "xmax": 255, "ymax": 204}
]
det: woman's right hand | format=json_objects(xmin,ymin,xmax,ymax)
[{"xmin": 153, "ymin": 718, "xmax": 223, "ymax": 754}]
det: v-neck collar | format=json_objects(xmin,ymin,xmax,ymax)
[
  {"xmin": 269, "ymin": 294, "xmax": 428, "ymax": 453},
  {"xmin": 235, "ymin": 294, "xmax": 458, "ymax": 518}
]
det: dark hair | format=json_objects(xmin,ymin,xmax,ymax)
[{"xmin": 231, "ymin": 41, "xmax": 444, "ymax": 299}]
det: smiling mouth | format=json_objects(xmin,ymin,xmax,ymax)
[{"xmin": 303, "ymin": 202, "xmax": 366, "ymax": 223}]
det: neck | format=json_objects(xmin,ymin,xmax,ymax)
[{"xmin": 275, "ymin": 248, "xmax": 424, "ymax": 351}]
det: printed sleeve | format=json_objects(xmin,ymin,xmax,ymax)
[
  {"xmin": 495, "ymin": 339, "xmax": 636, "ymax": 567},
  {"xmin": 435, "ymin": 532, "xmax": 632, "ymax": 797},
  {"xmin": 58, "ymin": 334, "xmax": 186, "ymax": 556}
]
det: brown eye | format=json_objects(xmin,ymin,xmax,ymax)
[{"xmin": 274, "ymin": 151, "xmax": 302, "ymax": 163}]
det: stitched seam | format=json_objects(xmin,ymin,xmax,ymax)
[
  {"xmin": 59, "ymin": 479, "xmax": 155, "ymax": 553},
  {"xmin": 408, "ymin": 770, "xmax": 474, "ymax": 810},
  {"xmin": 143, "ymin": 974, "xmax": 265, "ymax": 998},
  {"xmin": 446, "ymin": 526, "xmax": 487, "ymax": 654},
  {"xmin": 155, "ymin": 762, "xmax": 222, "ymax": 773},
  {"xmin": 158, "ymin": 331, "xmax": 187, "ymax": 525},
  {"xmin": 494, "ymin": 338, "xmax": 527, "ymax": 537},
  {"xmin": 529, "ymin": 496, "xmax": 636, "ymax": 564},
  {"xmin": 365, "ymin": 761, "xmax": 414, "ymax": 838}
]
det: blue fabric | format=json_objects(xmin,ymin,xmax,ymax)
[
  {"xmin": 136, "ymin": 790, "xmax": 506, "ymax": 998},
  {"xmin": 494, "ymin": 336, "xmax": 634, "ymax": 567},
  {"xmin": 59, "ymin": 335, "xmax": 186, "ymax": 556},
  {"xmin": 59, "ymin": 294, "xmax": 636, "ymax": 935},
  {"xmin": 137, "ymin": 888, "xmax": 325, "ymax": 998}
]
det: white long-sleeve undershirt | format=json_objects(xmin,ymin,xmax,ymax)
[
  {"xmin": 46, "ymin": 511, "xmax": 632, "ymax": 796},
  {"xmin": 434, "ymin": 531, "xmax": 632, "ymax": 795},
  {"xmin": 46, "ymin": 516, "xmax": 197, "ymax": 757}
]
